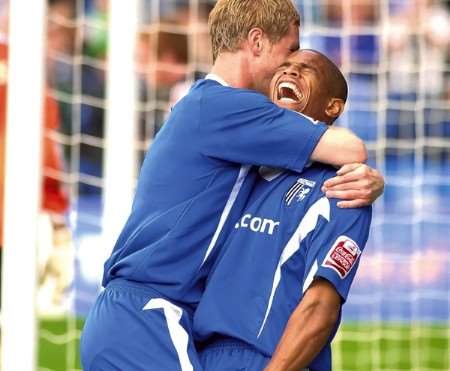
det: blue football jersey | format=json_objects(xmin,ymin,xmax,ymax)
[
  {"xmin": 102, "ymin": 76, "xmax": 328, "ymax": 306},
  {"xmin": 193, "ymin": 163, "xmax": 372, "ymax": 370}
]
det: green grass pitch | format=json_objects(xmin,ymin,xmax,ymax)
[{"xmin": 38, "ymin": 319, "xmax": 449, "ymax": 370}]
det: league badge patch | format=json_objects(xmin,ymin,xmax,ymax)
[
  {"xmin": 285, "ymin": 178, "xmax": 316, "ymax": 206},
  {"xmin": 322, "ymin": 236, "xmax": 361, "ymax": 279}
]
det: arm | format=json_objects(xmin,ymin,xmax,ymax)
[
  {"xmin": 294, "ymin": 115, "xmax": 386, "ymax": 207},
  {"xmin": 200, "ymin": 90, "xmax": 366, "ymax": 172},
  {"xmin": 310, "ymin": 126, "xmax": 368, "ymax": 166},
  {"xmin": 265, "ymin": 203, "xmax": 372, "ymax": 370},
  {"xmin": 264, "ymin": 279, "xmax": 341, "ymax": 371}
]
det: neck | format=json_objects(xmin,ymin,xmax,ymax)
[{"xmin": 210, "ymin": 52, "xmax": 253, "ymax": 90}]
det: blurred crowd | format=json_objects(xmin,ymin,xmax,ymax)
[
  {"xmin": 44, "ymin": 0, "xmax": 215, "ymax": 187},
  {"xmin": 296, "ymin": 0, "xmax": 450, "ymax": 158}
]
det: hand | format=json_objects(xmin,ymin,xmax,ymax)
[{"xmin": 321, "ymin": 163, "xmax": 385, "ymax": 208}]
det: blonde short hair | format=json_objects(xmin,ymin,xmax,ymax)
[{"xmin": 209, "ymin": 0, "xmax": 300, "ymax": 62}]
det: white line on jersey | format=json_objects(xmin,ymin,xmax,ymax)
[{"xmin": 257, "ymin": 197, "xmax": 330, "ymax": 338}]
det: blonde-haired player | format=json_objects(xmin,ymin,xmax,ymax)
[{"xmin": 81, "ymin": 2, "xmax": 383, "ymax": 370}]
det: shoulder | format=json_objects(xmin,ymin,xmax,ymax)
[
  {"xmin": 197, "ymin": 79, "xmax": 274, "ymax": 109},
  {"xmin": 329, "ymin": 197, "xmax": 372, "ymax": 229},
  {"xmin": 306, "ymin": 162, "xmax": 338, "ymax": 183},
  {"xmin": 303, "ymin": 164, "xmax": 372, "ymax": 217}
]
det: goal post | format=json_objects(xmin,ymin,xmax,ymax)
[
  {"xmin": 102, "ymin": 0, "xmax": 139, "ymax": 246},
  {"xmin": 1, "ymin": 0, "xmax": 47, "ymax": 370}
]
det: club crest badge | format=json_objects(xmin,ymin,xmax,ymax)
[{"xmin": 285, "ymin": 178, "xmax": 316, "ymax": 206}]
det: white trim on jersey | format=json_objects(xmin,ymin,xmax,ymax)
[
  {"xmin": 205, "ymin": 73, "xmax": 229, "ymax": 87},
  {"xmin": 143, "ymin": 298, "xmax": 193, "ymax": 371},
  {"xmin": 258, "ymin": 167, "xmax": 285, "ymax": 181},
  {"xmin": 303, "ymin": 260, "xmax": 319, "ymax": 293},
  {"xmin": 201, "ymin": 165, "xmax": 252, "ymax": 266},
  {"xmin": 257, "ymin": 197, "xmax": 330, "ymax": 338},
  {"xmin": 294, "ymin": 110, "xmax": 319, "ymax": 125}
]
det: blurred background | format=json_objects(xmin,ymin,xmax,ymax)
[{"xmin": 0, "ymin": 0, "xmax": 449, "ymax": 370}]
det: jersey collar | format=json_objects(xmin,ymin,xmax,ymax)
[
  {"xmin": 205, "ymin": 73, "xmax": 229, "ymax": 87},
  {"xmin": 258, "ymin": 167, "xmax": 285, "ymax": 181}
]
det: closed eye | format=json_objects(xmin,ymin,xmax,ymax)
[
  {"xmin": 289, "ymin": 44, "xmax": 300, "ymax": 53},
  {"xmin": 276, "ymin": 62, "xmax": 291, "ymax": 72},
  {"xmin": 290, "ymin": 62, "xmax": 318, "ymax": 75}
]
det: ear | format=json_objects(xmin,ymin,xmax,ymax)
[
  {"xmin": 247, "ymin": 27, "xmax": 265, "ymax": 56},
  {"xmin": 325, "ymin": 98, "xmax": 345, "ymax": 120}
]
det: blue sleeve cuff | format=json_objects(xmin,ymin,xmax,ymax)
[
  {"xmin": 315, "ymin": 268, "xmax": 351, "ymax": 303},
  {"xmin": 290, "ymin": 122, "xmax": 328, "ymax": 172}
]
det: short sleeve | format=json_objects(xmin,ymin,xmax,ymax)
[
  {"xmin": 199, "ymin": 86, "xmax": 327, "ymax": 173},
  {"xmin": 302, "ymin": 201, "xmax": 372, "ymax": 302}
]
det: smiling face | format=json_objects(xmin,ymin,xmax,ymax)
[{"xmin": 270, "ymin": 49, "xmax": 347, "ymax": 124}]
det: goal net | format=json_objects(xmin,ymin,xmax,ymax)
[
  {"xmin": 2, "ymin": 0, "xmax": 449, "ymax": 370},
  {"xmin": 297, "ymin": 1, "xmax": 450, "ymax": 370}
]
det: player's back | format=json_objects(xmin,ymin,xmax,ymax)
[
  {"xmin": 102, "ymin": 80, "xmax": 252, "ymax": 304},
  {"xmin": 194, "ymin": 164, "xmax": 372, "ymax": 370},
  {"xmin": 102, "ymin": 78, "xmax": 327, "ymax": 305}
]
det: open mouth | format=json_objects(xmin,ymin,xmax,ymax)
[{"xmin": 277, "ymin": 81, "xmax": 303, "ymax": 103}]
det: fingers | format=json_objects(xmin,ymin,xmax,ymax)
[
  {"xmin": 336, "ymin": 163, "xmax": 363, "ymax": 176},
  {"xmin": 324, "ymin": 189, "xmax": 371, "ymax": 201},
  {"xmin": 324, "ymin": 163, "xmax": 372, "ymax": 190},
  {"xmin": 322, "ymin": 179, "xmax": 369, "ymax": 193},
  {"xmin": 337, "ymin": 199, "xmax": 372, "ymax": 209},
  {"xmin": 323, "ymin": 171, "xmax": 368, "ymax": 189},
  {"xmin": 323, "ymin": 174, "xmax": 358, "ymax": 189}
]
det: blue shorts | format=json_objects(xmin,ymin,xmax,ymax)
[
  {"xmin": 198, "ymin": 338, "xmax": 313, "ymax": 371},
  {"xmin": 198, "ymin": 338, "xmax": 270, "ymax": 371},
  {"xmin": 80, "ymin": 279, "xmax": 203, "ymax": 371}
]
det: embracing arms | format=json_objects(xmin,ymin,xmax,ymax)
[
  {"xmin": 311, "ymin": 126, "xmax": 367, "ymax": 166},
  {"xmin": 200, "ymin": 93, "xmax": 384, "ymax": 207},
  {"xmin": 311, "ymin": 127, "xmax": 384, "ymax": 208}
]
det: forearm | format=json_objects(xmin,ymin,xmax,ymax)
[
  {"xmin": 265, "ymin": 280, "xmax": 341, "ymax": 371},
  {"xmin": 311, "ymin": 127, "xmax": 367, "ymax": 166},
  {"xmin": 265, "ymin": 304, "xmax": 335, "ymax": 371}
]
